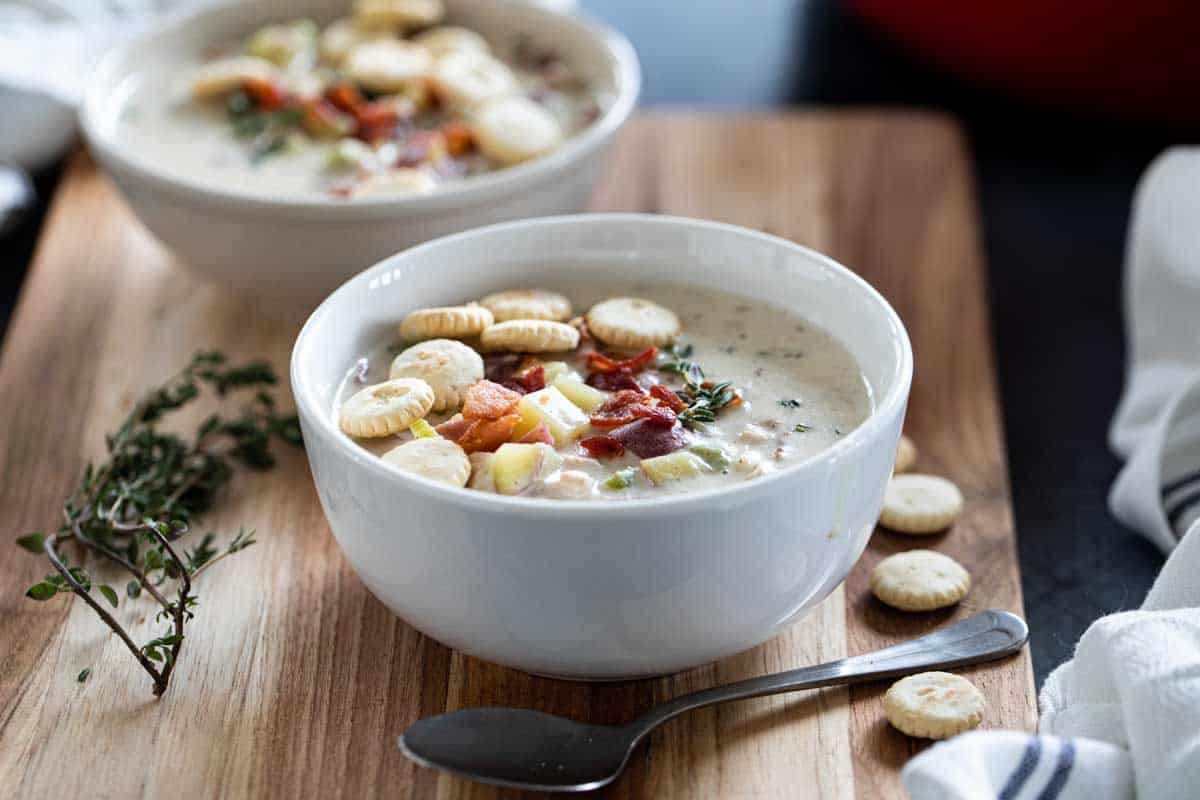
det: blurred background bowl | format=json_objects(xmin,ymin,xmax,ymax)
[{"xmin": 80, "ymin": 0, "xmax": 640, "ymax": 307}]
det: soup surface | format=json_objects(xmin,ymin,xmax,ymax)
[
  {"xmin": 114, "ymin": 3, "xmax": 600, "ymax": 199},
  {"xmin": 332, "ymin": 283, "xmax": 873, "ymax": 500}
]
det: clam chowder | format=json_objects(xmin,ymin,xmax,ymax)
[
  {"xmin": 115, "ymin": 2, "xmax": 600, "ymax": 199},
  {"xmin": 332, "ymin": 284, "xmax": 873, "ymax": 500}
]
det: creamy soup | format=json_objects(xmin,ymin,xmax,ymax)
[
  {"xmin": 115, "ymin": 4, "xmax": 600, "ymax": 199},
  {"xmin": 332, "ymin": 283, "xmax": 873, "ymax": 500}
]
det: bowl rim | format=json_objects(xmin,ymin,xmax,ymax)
[
  {"xmin": 291, "ymin": 213, "xmax": 914, "ymax": 519},
  {"xmin": 79, "ymin": 0, "xmax": 641, "ymax": 219}
]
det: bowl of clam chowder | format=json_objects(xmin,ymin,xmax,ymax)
[
  {"xmin": 80, "ymin": 0, "xmax": 639, "ymax": 304},
  {"xmin": 291, "ymin": 214, "xmax": 912, "ymax": 678}
]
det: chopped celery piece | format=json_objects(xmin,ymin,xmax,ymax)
[
  {"xmin": 604, "ymin": 467, "xmax": 638, "ymax": 490},
  {"xmin": 689, "ymin": 442, "xmax": 733, "ymax": 471},
  {"xmin": 409, "ymin": 419, "xmax": 438, "ymax": 439},
  {"xmin": 640, "ymin": 451, "xmax": 711, "ymax": 486}
]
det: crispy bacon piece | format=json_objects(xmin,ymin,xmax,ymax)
[
  {"xmin": 589, "ymin": 389, "xmax": 650, "ymax": 428},
  {"xmin": 579, "ymin": 435, "xmax": 625, "ymax": 458},
  {"xmin": 587, "ymin": 347, "xmax": 658, "ymax": 374},
  {"xmin": 650, "ymin": 384, "xmax": 686, "ymax": 412},
  {"xmin": 629, "ymin": 403, "xmax": 677, "ymax": 428},
  {"xmin": 463, "ymin": 380, "xmax": 522, "ymax": 420},
  {"xmin": 434, "ymin": 414, "xmax": 471, "ymax": 441},
  {"xmin": 457, "ymin": 414, "xmax": 521, "ymax": 454},
  {"xmin": 354, "ymin": 101, "xmax": 400, "ymax": 142},
  {"xmin": 442, "ymin": 121, "xmax": 474, "ymax": 156},
  {"xmin": 609, "ymin": 419, "xmax": 691, "ymax": 459},
  {"xmin": 518, "ymin": 422, "xmax": 554, "ymax": 445},
  {"xmin": 517, "ymin": 364, "xmax": 546, "ymax": 393},
  {"xmin": 243, "ymin": 77, "xmax": 287, "ymax": 110},
  {"xmin": 586, "ymin": 370, "xmax": 644, "ymax": 393},
  {"xmin": 325, "ymin": 82, "xmax": 365, "ymax": 114}
]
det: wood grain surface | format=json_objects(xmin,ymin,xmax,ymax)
[{"xmin": 0, "ymin": 112, "xmax": 1035, "ymax": 799}]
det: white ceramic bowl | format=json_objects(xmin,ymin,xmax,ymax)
[
  {"xmin": 80, "ymin": 0, "xmax": 639, "ymax": 305},
  {"xmin": 291, "ymin": 215, "xmax": 912, "ymax": 679}
]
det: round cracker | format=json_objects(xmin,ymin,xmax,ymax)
[{"xmin": 870, "ymin": 549, "xmax": 970, "ymax": 611}]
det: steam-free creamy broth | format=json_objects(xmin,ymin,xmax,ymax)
[
  {"xmin": 113, "ymin": 8, "xmax": 600, "ymax": 200},
  {"xmin": 332, "ymin": 284, "xmax": 873, "ymax": 500}
]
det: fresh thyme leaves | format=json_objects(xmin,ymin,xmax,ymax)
[
  {"xmin": 678, "ymin": 377, "xmax": 738, "ymax": 430},
  {"xmin": 658, "ymin": 342, "xmax": 704, "ymax": 384},
  {"xmin": 16, "ymin": 351, "xmax": 301, "ymax": 697},
  {"xmin": 793, "ymin": 423, "xmax": 812, "ymax": 433},
  {"xmin": 77, "ymin": 668, "xmax": 91, "ymax": 683},
  {"xmin": 778, "ymin": 398, "xmax": 803, "ymax": 409}
]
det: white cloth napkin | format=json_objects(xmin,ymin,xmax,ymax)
[{"xmin": 903, "ymin": 148, "xmax": 1200, "ymax": 799}]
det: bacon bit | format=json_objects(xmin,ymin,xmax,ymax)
[
  {"xmin": 458, "ymin": 414, "xmax": 521, "ymax": 454},
  {"xmin": 580, "ymin": 435, "xmax": 625, "ymax": 458},
  {"xmin": 442, "ymin": 121, "xmax": 474, "ymax": 156},
  {"xmin": 727, "ymin": 392, "xmax": 744, "ymax": 409},
  {"xmin": 589, "ymin": 389, "xmax": 650, "ymax": 428},
  {"xmin": 518, "ymin": 423, "xmax": 554, "ymax": 445},
  {"xmin": 354, "ymin": 101, "xmax": 400, "ymax": 143},
  {"xmin": 327, "ymin": 185, "xmax": 354, "ymax": 199},
  {"xmin": 650, "ymin": 384, "xmax": 685, "ymax": 412},
  {"xmin": 517, "ymin": 364, "xmax": 546, "ymax": 393},
  {"xmin": 435, "ymin": 414, "xmax": 471, "ymax": 441},
  {"xmin": 587, "ymin": 347, "xmax": 658, "ymax": 374},
  {"xmin": 243, "ymin": 77, "xmax": 287, "ymax": 110},
  {"xmin": 325, "ymin": 82, "xmax": 365, "ymax": 114},
  {"xmin": 587, "ymin": 370, "xmax": 644, "ymax": 393},
  {"xmin": 630, "ymin": 403, "xmax": 676, "ymax": 428},
  {"xmin": 463, "ymin": 380, "xmax": 522, "ymax": 420},
  {"xmin": 484, "ymin": 353, "xmax": 524, "ymax": 383},
  {"xmin": 609, "ymin": 419, "xmax": 691, "ymax": 458}
]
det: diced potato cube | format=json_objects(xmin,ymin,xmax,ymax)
[
  {"xmin": 490, "ymin": 442, "xmax": 561, "ymax": 495},
  {"xmin": 553, "ymin": 375, "xmax": 607, "ymax": 413},
  {"xmin": 640, "ymin": 451, "xmax": 712, "ymax": 486},
  {"xmin": 514, "ymin": 386, "xmax": 590, "ymax": 444},
  {"xmin": 491, "ymin": 443, "xmax": 545, "ymax": 495}
]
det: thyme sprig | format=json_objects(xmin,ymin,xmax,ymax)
[{"xmin": 16, "ymin": 351, "xmax": 301, "ymax": 696}]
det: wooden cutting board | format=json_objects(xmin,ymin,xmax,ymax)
[{"xmin": 0, "ymin": 112, "xmax": 1035, "ymax": 799}]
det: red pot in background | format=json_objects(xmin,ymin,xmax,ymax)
[{"xmin": 846, "ymin": 0, "xmax": 1200, "ymax": 126}]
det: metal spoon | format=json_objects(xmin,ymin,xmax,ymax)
[{"xmin": 399, "ymin": 609, "xmax": 1027, "ymax": 793}]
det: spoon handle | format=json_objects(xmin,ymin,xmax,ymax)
[{"xmin": 633, "ymin": 610, "xmax": 1027, "ymax": 734}]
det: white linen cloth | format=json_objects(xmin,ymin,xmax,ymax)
[{"xmin": 903, "ymin": 148, "xmax": 1200, "ymax": 798}]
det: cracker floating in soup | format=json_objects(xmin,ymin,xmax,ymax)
[{"xmin": 333, "ymin": 283, "xmax": 874, "ymax": 500}]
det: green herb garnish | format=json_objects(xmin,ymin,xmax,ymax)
[
  {"xmin": 77, "ymin": 668, "xmax": 91, "ymax": 683},
  {"xmin": 658, "ymin": 342, "xmax": 703, "ymax": 384},
  {"xmin": 778, "ymin": 398, "xmax": 803, "ymax": 409},
  {"xmin": 17, "ymin": 351, "xmax": 301, "ymax": 697},
  {"xmin": 793, "ymin": 423, "xmax": 812, "ymax": 433},
  {"xmin": 678, "ymin": 378, "xmax": 737, "ymax": 429},
  {"xmin": 690, "ymin": 443, "xmax": 732, "ymax": 471}
]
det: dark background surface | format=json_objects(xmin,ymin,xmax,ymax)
[{"xmin": 1, "ymin": 1, "xmax": 1175, "ymax": 684}]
